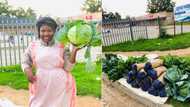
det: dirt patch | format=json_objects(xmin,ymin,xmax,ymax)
[
  {"xmin": 0, "ymin": 86, "xmax": 101, "ymax": 107},
  {"xmin": 111, "ymin": 48, "xmax": 190, "ymax": 57},
  {"xmin": 102, "ymin": 78, "xmax": 146, "ymax": 107},
  {"xmin": 102, "ymin": 75, "xmax": 173, "ymax": 107}
]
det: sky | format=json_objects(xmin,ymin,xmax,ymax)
[
  {"xmin": 7, "ymin": 0, "xmax": 85, "ymax": 18},
  {"xmin": 6, "ymin": 0, "xmax": 190, "ymax": 18},
  {"xmin": 103, "ymin": 0, "xmax": 190, "ymax": 18}
]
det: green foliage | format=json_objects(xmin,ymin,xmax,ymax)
[
  {"xmin": 0, "ymin": 62, "xmax": 101, "ymax": 97},
  {"xmin": 147, "ymin": 0, "xmax": 175, "ymax": 13},
  {"xmin": 167, "ymin": 98, "xmax": 190, "ymax": 107},
  {"xmin": 72, "ymin": 62, "xmax": 101, "ymax": 98},
  {"xmin": 55, "ymin": 22, "xmax": 70, "ymax": 45},
  {"xmin": 89, "ymin": 21, "xmax": 101, "ymax": 47},
  {"xmin": 0, "ymin": 0, "xmax": 36, "ymax": 18},
  {"xmin": 163, "ymin": 55, "xmax": 190, "ymax": 73},
  {"xmin": 102, "ymin": 54, "xmax": 124, "ymax": 81},
  {"xmin": 164, "ymin": 65, "xmax": 190, "ymax": 102},
  {"xmin": 68, "ymin": 22, "xmax": 92, "ymax": 47},
  {"xmin": 55, "ymin": 20, "xmax": 86, "ymax": 45},
  {"xmin": 82, "ymin": 0, "xmax": 102, "ymax": 13},
  {"xmin": 102, "ymin": 32, "xmax": 190, "ymax": 52},
  {"xmin": 163, "ymin": 55, "xmax": 190, "ymax": 102},
  {"xmin": 103, "ymin": 54, "xmax": 147, "ymax": 82},
  {"xmin": 56, "ymin": 20, "xmax": 101, "ymax": 47},
  {"xmin": 0, "ymin": 72, "xmax": 28, "ymax": 89},
  {"xmin": 56, "ymin": 20, "xmax": 101, "ymax": 72},
  {"xmin": 159, "ymin": 27, "xmax": 169, "ymax": 38},
  {"xmin": 0, "ymin": 64, "xmax": 22, "ymax": 72},
  {"xmin": 125, "ymin": 55, "xmax": 148, "ymax": 71},
  {"xmin": 102, "ymin": 10, "xmax": 122, "ymax": 20}
]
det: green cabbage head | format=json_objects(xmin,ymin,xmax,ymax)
[{"xmin": 67, "ymin": 23, "xmax": 92, "ymax": 47}]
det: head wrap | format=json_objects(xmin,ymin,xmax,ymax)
[{"xmin": 36, "ymin": 17, "xmax": 58, "ymax": 38}]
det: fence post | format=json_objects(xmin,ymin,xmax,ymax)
[
  {"xmin": 145, "ymin": 20, "xmax": 148, "ymax": 39},
  {"xmin": 3, "ymin": 19, "xmax": 8, "ymax": 66},
  {"xmin": 0, "ymin": 29, "xmax": 2, "ymax": 66},
  {"xmin": 157, "ymin": 16, "xmax": 161, "ymax": 37},
  {"xmin": 129, "ymin": 18, "xmax": 134, "ymax": 41},
  {"xmin": 173, "ymin": 13, "xmax": 176, "ymax": 36},
  {"xmin": 181, "ymin": 22, "xmax": 183, "ymax": 34}
]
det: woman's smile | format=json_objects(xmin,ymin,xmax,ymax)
[{"xmin": 39, "ymin": 25, "xmax": 54, "ymax": 43}]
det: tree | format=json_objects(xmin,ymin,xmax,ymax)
[
  {"xmin": 115, "ymin": 12, "xmax": 121, "ymax": 20},
  {"xmin": 82, "ymin": 0, "xmax": 102, "ymax": 13},
  {"xmin": 0, "ymin": 0, "xmax": 36, "ymax": 18},
  {"xmin": 102, "ymin": 10, "xmax": 108, "ymax": 20},
  {"xmin": 102, "ymin": 10, "xmax": 122, "ymax": 21},
  {"xmin": 147, "ymin": 0, "xmax": 175, "ymax": 13},
  {"xmin": 15, "ymin": 7, "xmax": 26, "ymax": 18},
  {"xmin": 0, "ymin": 0, "xmax": 10, "ymax": 16},
  {"xmin": 26, "ymin": 7, "xmax": 36, "ymax": 18},
  {"xmin": 125, "ymin": 15, "xmax": 130, "ymax": 20}
]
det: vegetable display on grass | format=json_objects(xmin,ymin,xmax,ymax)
[
  {"xmin": 55, "ymin": 20, "xmax": 101, "ymax": 72},
  {"xmin": 104, "ymin": 54, "xmax": 190, "ymax": 102},
  {"xmin": 102, "ymin": 54, "xmax": 126, "ymax": 81},
  {"xmin": 164, "ymin": 65, "xmax": 190, "ymax": 102},
  {"xmin": 126, "ymin": 58, "xmax": 168, "ymax": 97},
  {"xmin": 148, "ymin": 72, "xmax": 167, "ymax": 97},
  {"xmin": 103, "ymin": 54, "xmax": 147, "ymax": 82},
  {"xmin": 162, "ymin": 55, "xmax": 190, "ymax": 102}
]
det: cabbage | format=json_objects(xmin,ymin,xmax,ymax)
[
  {"xmin": 89, "ymin": 21, "xmax": 101, "ymax": 47},
  {"xmin": 55, "ymin": 26, "xmax": 69, "ymax": 45},
  {"xmin": 67, "ymin": 22, "xmax": 92, "ymax": 47},
  {"xmin": 90, "ymin": 34, "xmax": 101, "ymax": 46},
  {"xmin": 55, "ymin": 20, "xmax": 101, "ymax": 47},
  {"xmin": 55, "ymin": 21, "xmax": 71, "ymax": 45},
  {"xmin": 55, "ymin": 20, "xmax": 100, "ymax": 72}
]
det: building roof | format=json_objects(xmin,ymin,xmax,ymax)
[{"xmin": 136, "ymin": 12, "xmax": 172, "ymax": 20}]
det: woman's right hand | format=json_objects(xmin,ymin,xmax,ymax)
[{"xmin": 25, "ymin": 68, "xmax": 37, "ymax": 83}]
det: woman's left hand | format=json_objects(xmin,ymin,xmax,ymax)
[
  {"xmin": 69, "ymin": 44, "xmax": 82, "ymax": 64},
  {"xmin": 71, "ymin": 44, "xmax": 82, "ymax": 52}
]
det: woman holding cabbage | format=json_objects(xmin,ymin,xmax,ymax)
[{"xmin": 21, "ymin": 17, "xmax": 80, "ymax": 107}]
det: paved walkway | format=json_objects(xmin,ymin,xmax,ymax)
[{"xmin": 111, "ymin": 47, "xmax": 190, "ymax": 57}]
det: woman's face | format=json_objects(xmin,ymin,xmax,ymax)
[{"xmin": 39, "ymin": 25, "xmax": 54, "ymax": 43}]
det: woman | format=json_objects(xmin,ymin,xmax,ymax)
[{"xmin": 21, "ymin": 17, "xmax": 79, "ymax": 107}]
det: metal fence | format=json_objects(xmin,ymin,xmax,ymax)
[
  {"xmin": 102, "ymin": 17, "xmax": 165, "ymax": 46},
  {"xmin": 0, "ymin": 16, "xmax": 101, "ymax": 67},
  {"xmin": 102, "ymin": 17, "xmax": 190, "ymax": 46},
  {"xmin": 0, "ymin": 16, "xmax": 37, "ymax": 66}
]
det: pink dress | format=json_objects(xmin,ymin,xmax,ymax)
[{"xmin": 23, "ymin": 40, "xmax": 76, "ymax": 107}]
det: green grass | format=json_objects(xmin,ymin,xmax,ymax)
[
  {"xmin": 164, "ymin": 22, "xmax": 190, "ymax": 26},
  {"xmin": 72, "ymin": 62, "xmax": 101, "ymax": 98},
  {"xmin": 166, "ymin": 98, "xmax": 190, "ymax": 107},
  {"xmin": 0, "ymin": 72, "xmax": 28, "ymax": 89},
  {"xmin": 0, "ymin": 62, "xmax": 101, "ymax": 98},
  {"xmin": 103, "ymin": 32, "xmax": 190, "ymax": 52},
  {"xmin": 176, "ymin": 22, "xmax": 190, "ymax": 26}
]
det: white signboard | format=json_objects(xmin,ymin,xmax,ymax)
[{"xmin": 174, "ymin": 3, "xmax": 190, "ymax": 22}]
